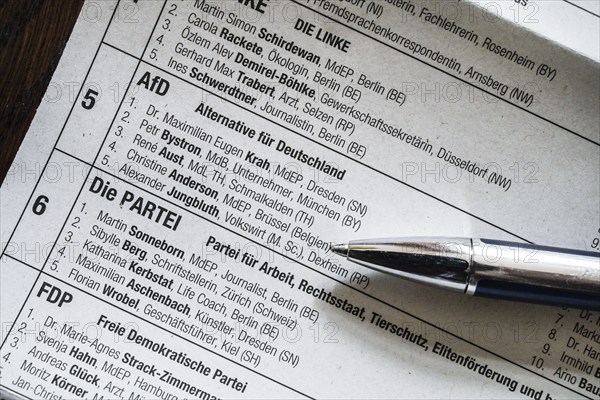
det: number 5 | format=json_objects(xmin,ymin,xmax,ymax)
[{"xmin": 81, "ymin": 88, "xmax": 99, "ymax": 109}]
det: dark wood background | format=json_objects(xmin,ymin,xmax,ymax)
[{"xmin": 0, "ymin": 0, "xmax": 84, "ymax": 184}]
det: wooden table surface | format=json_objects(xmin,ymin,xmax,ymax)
[{"xmin": 0, "ymin": 0, "xmax": 84, "ymax": 184}]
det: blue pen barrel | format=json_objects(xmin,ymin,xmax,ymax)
[
  {"xmin": 474, "ymin": 280, "xmax": 600, "ymax": 311},
  {"xmin": 470, "ymin": 239, "xmax": 600, "ymax": 310}
]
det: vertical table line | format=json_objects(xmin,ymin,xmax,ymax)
[{"xmin": 0, "ymin": 0, "xmax": 166, "ymax": 352}]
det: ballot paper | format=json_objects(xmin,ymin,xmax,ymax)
[{"xmin": 1, "ymin": 0, "xmax": 599, "ymax": 398}]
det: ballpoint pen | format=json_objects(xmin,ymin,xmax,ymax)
[{"xmin": 330, "ymin": 237, "xmax": 600, "ymax": 310}]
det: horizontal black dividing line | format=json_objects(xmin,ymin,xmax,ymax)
[
  {"xmin": 563, "ymin": 0, "xmax": 600, "ymax": 18},
  {"xmin": 291, "ymin": 0, "xmax": 599, "ymax": 147},
  {"xmin": 101, "ymin": 39, "xmax": 533, "ymax": 244},
  {"xmin": 53, "ymin": 147, "xmax": 588, "ymax": 399},
  {"xmin": 5, "ymin": 254, "xmax": 314, "ymax": 400}
]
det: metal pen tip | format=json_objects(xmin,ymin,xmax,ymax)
[{"xmin": 330, "ymin": 243, "xmax": 349, "ymax": 257}]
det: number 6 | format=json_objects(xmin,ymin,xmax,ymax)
[{"xmin": 32, "ymin": 195, "xmax": 49, "ymax": 215}]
